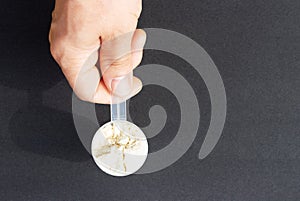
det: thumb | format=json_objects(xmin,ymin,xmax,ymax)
[{"xmin": 100, "ymin": 29, "xmax": 146, "ymax": 97}]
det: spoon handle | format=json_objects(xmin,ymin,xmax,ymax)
[{"xmin": 110, "ymin": 72, "xmax": 133, "ymax": 121}]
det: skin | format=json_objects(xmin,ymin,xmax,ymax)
[{"xmin": 49, "ymin": 0, "xmax": 146, "ymax": 104}]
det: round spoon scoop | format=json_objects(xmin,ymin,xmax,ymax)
[{"xmin": 91, "ymin": 72, "xmax": 148, "ymax": 176}]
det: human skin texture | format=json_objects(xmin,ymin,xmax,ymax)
[{"xmin": 49, "ymin": 0, "xmax": 146, "ymax": 104}]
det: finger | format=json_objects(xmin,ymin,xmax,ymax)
[
  {"xmin": 61, "ymin": 49, "xmax": 99, "ymax": 101},
  {"xmin": 100, "ymin": 31, "xmax": 134, "ymax": 92},
  {"xmin": 100, "ymin": 29, "xmax": 146, "ymax": 93},
  {"xmin": 93, "ymin": 76, "xmax": 142, "ymax": 104},
  {"xmin": 112, "ymin": 29, "xmax": 145, "ymax": 98},
  {"xmin": 131, "ymin": 29, "xmax": 146, "ymax": 68},
  {"xmin": 63, "ymin": 49, "xmax": 142, "ymax": 104}
]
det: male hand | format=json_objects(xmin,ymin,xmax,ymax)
[{"xmin": 49, "ymin": 0, "xmax": 146, "ymax": 104}]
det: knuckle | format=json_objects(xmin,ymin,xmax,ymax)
[
  {"xmin": 49, "ymin": 32, "xmax": 63, "ymax": 62},
  {"xmin": 49, "ymin": 42, "xmax": 60, "ymax": 61},
  {"xmin": 110, "ymin": 55, "xmax": 132, "ymax": 75},
  {"xmin": 113, "ymin": 55, "xmax": 131, "ymax": 67},
  {"xmin": 49, "ymin": 38, "xmax": 68, "ymax": 68}
]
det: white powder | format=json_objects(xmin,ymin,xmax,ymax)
[{"xmin": 91, "ymin": 120, "xmax": 148, "ymax": 176}]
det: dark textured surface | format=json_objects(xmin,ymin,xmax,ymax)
[{"xmin": 1, "ymin": 0, "xmax": 300, "ymax": 200}]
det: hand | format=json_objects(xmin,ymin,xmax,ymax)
[{"xmin": 49, "ymin": 0, "xmax": 146, "ymax": 104}]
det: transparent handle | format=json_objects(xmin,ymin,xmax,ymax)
[
  {"xmin": 111, "ymin": 99, "xmax": 126, "ymax": 121},
  {"xmin": 110, "ymin": 72, "xmax": 133, "ymax": 121}
]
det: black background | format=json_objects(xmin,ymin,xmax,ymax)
[{"xmin": 1, "ymin": 0, "xmax": 300, "ymax": 200}]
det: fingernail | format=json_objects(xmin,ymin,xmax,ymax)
[{"xmin": 111, "ymin": 72, "xmax": 133, "ymax": 97}]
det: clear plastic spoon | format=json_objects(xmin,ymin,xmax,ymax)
[{"xmin": 91, "ymin": 72, "xmax": 148, "ymax": 176}]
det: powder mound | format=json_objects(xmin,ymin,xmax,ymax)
[{"xmin": 92, "ymin": 121, "xmax": 147, "ymax": 175}]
